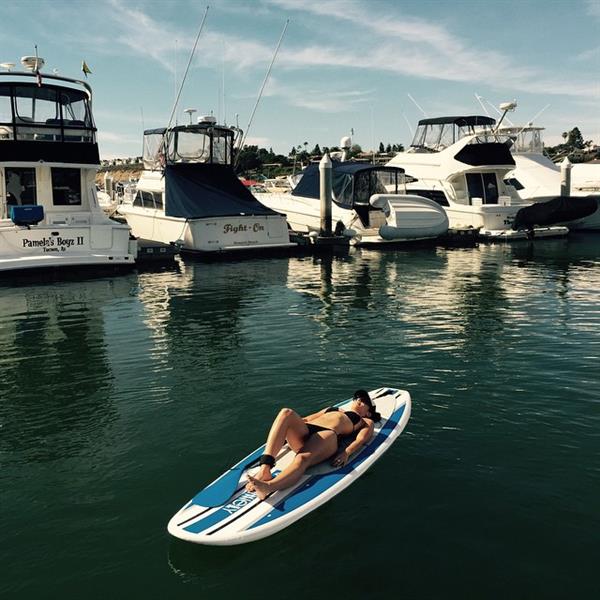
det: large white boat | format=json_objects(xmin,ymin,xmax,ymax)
[
  {"xmin": 255, "ymin": 160, "xmax": 449, "ymax": 245},
  {"xmin": 0, "ymin": 57, "xmax": 136, "ymax": 272},
  {"xmin": 498, "ymin": 124, "xmax": 600, "ymax": 230},
  {"xmin": 386, "ymin": 116, "xmax": 581, "ymax": 240},
  {"xmin": 117, "ymin": 116, "xmax": 294, "ymax": 254}
]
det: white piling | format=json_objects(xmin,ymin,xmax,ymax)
[
  {"xmin": 560, "ymin": 157, "xmax": 572, "ymax": 197},
  {"xmin": 104, "ymin": 173, "xmax": 114, "ymax": 201},
  {"xmin": 319, "ymin": 153, "xmax": 332, "ymax": 236}
]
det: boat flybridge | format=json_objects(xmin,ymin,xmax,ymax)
[
  {"xmin": 117, "ymin": 115, "xmax": 294, "ymax": 254},
  {"xmin": 255, "ymin": 149, "xmax": 449, "ymax": 245},
  {"xmin": 0, "ymin": 57, "xmax": 136, "ymax": 273},
  {"xmin": 386, "ymin": 115, "xmax": 576, "ymax": 240},
  {"xmin": 497, "ymin": 123, "xmax": 600, "ymax": 230}
]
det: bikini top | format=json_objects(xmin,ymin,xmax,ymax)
[{"xmin": 325, "ymin": 406, "xmax": 361, "ymax": 426}]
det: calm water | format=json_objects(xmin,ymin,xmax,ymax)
[{"xmin": 1, "ymin": 235, "xmax": 599, "ymax": 599}]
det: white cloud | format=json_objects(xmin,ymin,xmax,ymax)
[
  {"xmin": 265, "ymin": 0, "xmax": 599, "ymax": 100},
  {"xmin": 586, "ymin": 0, "xmax": 600, "ymax": 18},
  {"xmin": 575, "ymin": 46, "xmax": 600, "ymax": 61},
  {"xmin": 260, "ymin": 77, "xmax": 374, "ymax": 112}
]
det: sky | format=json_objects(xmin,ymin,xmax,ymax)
[{"xmin": 2, "ymin": 0, "xmax": 599, "ymax": 159}]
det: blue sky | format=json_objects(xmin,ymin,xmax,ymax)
[{"xmin": 2, "ymin": 0, "xmax": 599, "ymax": 158}]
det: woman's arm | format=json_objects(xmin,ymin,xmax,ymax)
[
  {"xmin": 331, "ymin": 419, "xmax": 375, "ymax": 467},
  {"xmin": 302, "ymin": 407, "xmax": 328, "ymax": 422}
]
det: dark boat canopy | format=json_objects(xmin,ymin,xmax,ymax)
[
  {"xmin": 417, "ymin": 116, "xmax": 496, "ymax": 127},
  {"xmin": 164, "ymin": 163, "xmax": 280, "ymax": 219},
  {"xmin": 292, "ymin": 161, "xmax": 407, "ymax": 208}
]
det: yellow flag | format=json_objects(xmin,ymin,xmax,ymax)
[{"xmin": 81, "ymin": 61, "xmax": 92, "ymax": 77}]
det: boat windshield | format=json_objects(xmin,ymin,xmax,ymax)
[
  {"xmin": 143, "ymin": 125, "xmax": 234, "ymax": 170},
  {"xmin": 0, "ymin": 83, "xmax": 94, "ymax": 143},
  {"xmin": 410, "ymin": 121, "xmax": 498, "ymax": 152},
  {"xmin": 335, "ymin": 168, "xmax": 404, "ymax": 207},
  {"xmin": 500, "ymin": 127, "xmax": 544, "ymax": 154}
]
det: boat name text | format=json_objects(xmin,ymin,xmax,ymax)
[
  {"xmin": 22, "ymin": 236, "xmax": 85, "ymax": 251},
  {"xmin": 223, "ymin": 223, "xmax": 265, "ymax": 234}
]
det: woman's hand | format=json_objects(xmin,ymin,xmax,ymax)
[{"xmin": 331, "ymin": 450, "xmax": 349, "ymax": 468}]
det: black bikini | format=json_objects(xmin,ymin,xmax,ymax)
[{"xmin": 305, "ymin": 407, "xmax": 361, "ymax": 439}]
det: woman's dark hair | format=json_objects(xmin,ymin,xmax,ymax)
[{"xmin": 353, "ymin": 389, "xmax": 381, "ymax": 422}]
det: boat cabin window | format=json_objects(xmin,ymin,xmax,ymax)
[
  {"xmin": 353, "ymin": 170, "xmax": 395, "ymax": 204},
  {"xmin": 15, "ymin": 85, "xmax": 59, "ymax": 123},
  {"xmin": 0, "ymin": 84, "xmax": 94, "ymax": 143},
  {"xmin": 513, "ymin": 129, "xmax": 543, "ymax": 154},
  {"xmin": 174, "ymin": 128, "xmax": 233, "ymax": 165},
  {"xmin": 5, "ymin": 167, "xmax": 37, "ymax": 205},
  {"xmin": 0, "ymin": 89, "xmax": 13, "ymax": 139},
  {"xmin": 133, "ymin": 190, "xmax": 163, "ymax": 209},
  {"xmin": 51, "ymin": 168, "xmax": 81, "ymax": 205},
  {"xmin": 504, "ymin": 177, "xmax": 524, "ymax": 191},
  {"xmin": 143, "ymin": 126, "xmax": 235, "ymax": 169},
  {"xmin": 411, "ymin": 121, "xmax": 497, "ymax": 151},
  {"xmin": 466, "ymin": 172, "xmax": 499, "ymax": 204},
  {"xmin": 334, "ymin": 169, "xmax": 404, "ymax": 207},
  {"xmin": 176, "ymin": 130, "xmax": 211, "ymax": 162}
]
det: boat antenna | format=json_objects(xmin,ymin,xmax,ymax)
[
  {"xmin": 407, "ymin": 93, "xmax": 427, "ymax": 116},
  {"xmin": 164, "ymin": 6, "xmax": 209, "ymax": 135},
  {"xmin": 508, "ymin": 104, "xmax": 551, "ymax": 139},
  {"xmin": 235, "ymin": 19, "xmax": 290, "ymax": 163},
  {"xmin": 401, "ymin": 111, "xmax": 414, "ymax": 139},
  {"xmin": 474, "ymin": 93, "xmax": 491, "ymax": 117}
]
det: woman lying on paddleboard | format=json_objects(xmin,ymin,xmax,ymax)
[{"xmin": 246, "ymin": 389, "xmax": 381, "ymax": 500}]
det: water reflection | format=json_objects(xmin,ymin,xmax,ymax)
[{"xmin": 0, "ymin": 278, "xmax": 133, "ymax": 462}]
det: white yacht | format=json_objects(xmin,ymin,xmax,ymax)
[
  {"xmin": 387, "ymin": 116, "xmax": 571, "ymax": 240},
  {"xmin": 255, "ymin": 160, "xmax": 449, "ymax": 245},
  {"xmin": 0, "ymin": 57, "xmax": 136, "ymax": 272},
  {"xmin": 498, "ymin": 124, "xmax": 600, "ymax": 230},
  {"xmin": 117, "ymin": 116, "xmax": 294, "ymax": 254}
]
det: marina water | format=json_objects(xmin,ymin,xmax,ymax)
[{"xmin": 1, "ymin": 234, "xmax": 599, "ymax": 598}]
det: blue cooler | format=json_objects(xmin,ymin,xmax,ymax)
[{"xmin": 10, "ymin": 205, "xmax": 44, "ymax": 225}]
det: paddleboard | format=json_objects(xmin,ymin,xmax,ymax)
[{"xmin": 167, "ymin": 387, "xmax": 411, "ymax": 545}]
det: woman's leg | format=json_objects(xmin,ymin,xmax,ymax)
[
  {"xmin": 251, "ymin": 408, "xmax": 309, "ymax": 485},
  {"xmin": 248, "ymin": 431, "xmax": 338, "ymax": 500}
]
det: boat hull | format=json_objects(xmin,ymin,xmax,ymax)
[
  {"xmin": 256, "ymin": 192, "xmax": 448, "ymax": 245},
  {"xmin": 0, "ymin": 221, "xmax": 136, "ymax": 272},
  {"xmin": 118, "ymin": 209, "xmax": 294, "ymax": 253}
]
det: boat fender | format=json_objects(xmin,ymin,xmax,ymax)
[
  {"xmin": 379, "ymin": 224, "xmax": 405, "ymax": 241},
  {"xmin": 342, "ymin": 228, "xmax": 358, "ymax": 239}
]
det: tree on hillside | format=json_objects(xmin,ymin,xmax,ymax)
[
  {"xmin": 546, "ymin": 127, "xmax": 596, "ymax": 162},
  {"xmin": 235, "ymin": 145, "xmax": 261, "ymax": 174},
  {"xmin": 567, "ymin": 127, "xmax": 585, "ymax": 150},
  {"xmin": 379, "ymin": 142, "xmax": 385, "ymax": 153},
  {"xmin": 311, "ymin": 144, "xmax": 322, "ymax": 155}
]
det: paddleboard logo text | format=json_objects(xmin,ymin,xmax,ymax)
[{"xmin": 222, "ymin": 492, "xmax": 255, "ymax": 515}]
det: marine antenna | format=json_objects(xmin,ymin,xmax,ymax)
[
  {"xmin": 235, "ymin": 19, "xmax": 290, "ymax": 165},
  {"xmin": 162, "ymin": 6, "xmax": 210, "ymax": 157},
  {"xmin": 407, "ymin": 93, "xmax": 427, "ymax": 117}
]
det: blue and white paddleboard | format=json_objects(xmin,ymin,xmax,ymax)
[{"xmin": 167, "ymin": 387, "xmax": 411, "ymax": 545}]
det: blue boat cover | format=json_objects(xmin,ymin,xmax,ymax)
[
  {"xmin": 164, "ymin": 163, "xmax": 280, "ymax": 219},
  {"xmin": 292, "ymin": 161, "xmax": 404, "ymax": 201}
]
